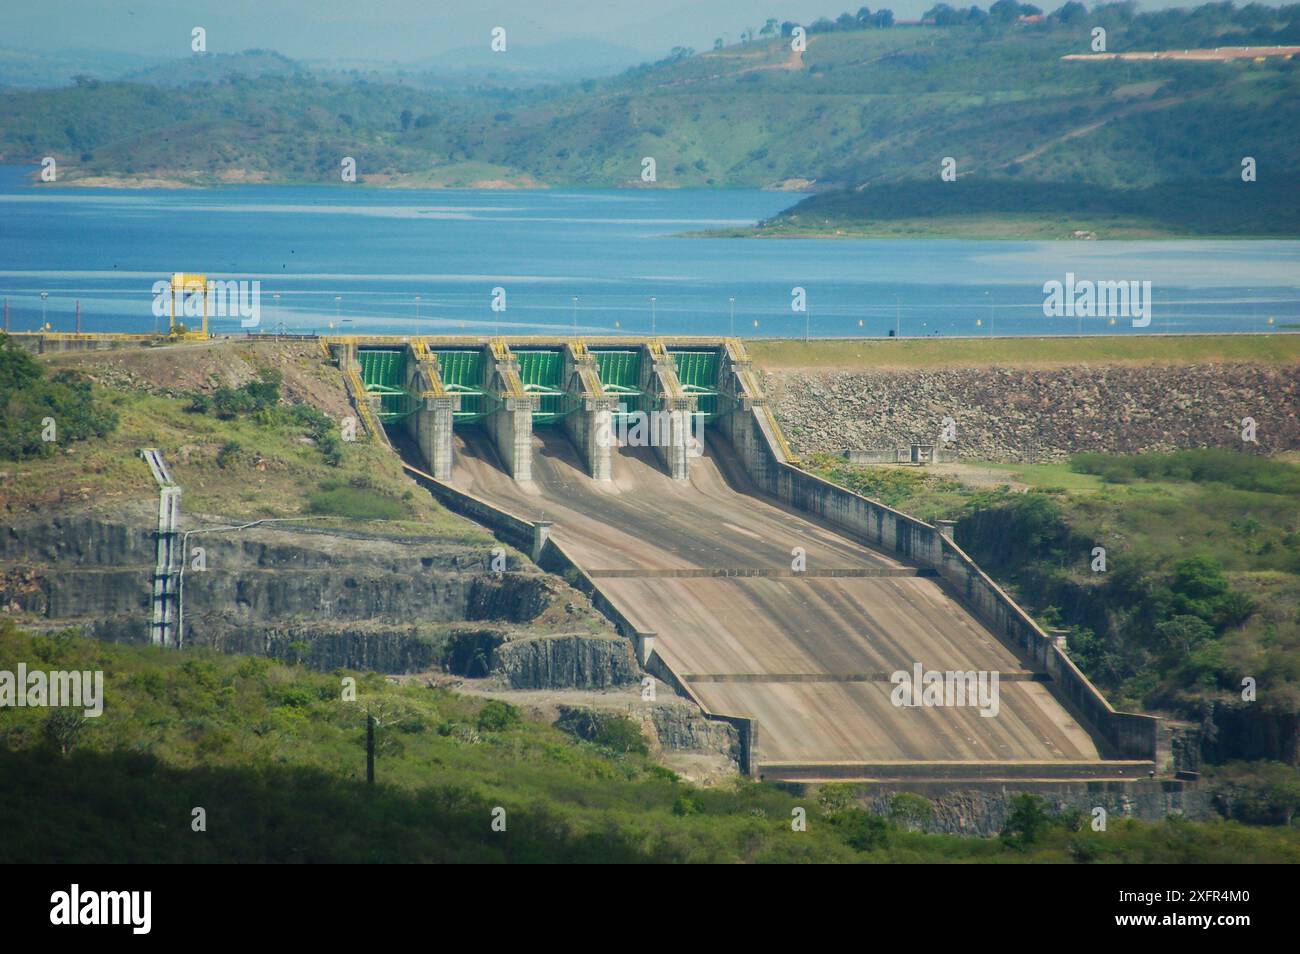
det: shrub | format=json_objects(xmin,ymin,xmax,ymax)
[
  {"xmin": 592, "ymin": 715, "xmax": 648, "ymax": 755},
  {"xmin": 888, "ymin": 792, "xmax": 934, "ymax": 830},
  {"xmin": 1001, "ymin": 793, "xmax": 1051, "ymax": 850},
  {"xmin": 216, "ymin": 441, "xmax": 241, "ymax": 469},
  {"xmin": 476, "ymin": 700, "xmax": 521, "ymax": 732},
  {"xmin": 0, "ymin": 337, "xmax": 117, "ymax": 460},
  {"xmin": 833, "ymin": 809, "xmax": 890, "ymax": 851}
]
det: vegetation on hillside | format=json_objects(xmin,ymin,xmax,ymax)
[
  {"xmin": 3, "ymin": 623, "xmax": 1297, "ymax": 862},
  {"xmin": 2, "ymin": 2, "xmax": 1296, "ymax": 219},
  {"xmin": 1, "ymin": 345, "xmax": 483, "ymax": 540},
  {"xmin": 0, "ymin": 335, "xmax": 117, "ymax": 461},
  {"xmin": 805, "ymin": 448, "xmax": 1300, "ymax": 730},
  {"xmin": 745, "ymin": 178, "xmax": 1300, "ymax": 238}
]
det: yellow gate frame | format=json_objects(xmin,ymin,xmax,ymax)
[{"xmin": 169, "ymin": 273, "xmax": 209, "ymax": 337}]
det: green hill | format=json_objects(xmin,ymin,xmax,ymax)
[
  {"xmin": 2, "ymin": 2, "xmax": 1297, "ymax": 204},
  {"xmin": 4, "ymin": 624, "xmax": 1299, "ymax": 862}
]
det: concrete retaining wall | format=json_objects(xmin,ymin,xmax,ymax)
[
  {"xmin": 404, "ymin": 461, "xmax": 758, "ymax": 775},
  {"xmin": 719, "ymin": 402, "xmax": 1163, "ymax": 768}
]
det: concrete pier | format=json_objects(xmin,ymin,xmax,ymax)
[
  {"xmin": 561, "ymin": 342, "xmax": 615, "ymax": 481},
  {"xmin": 403, "ymin": 343, "xmax": 455, "ymax": 480},
  {"xmin": 483, "ymin": 340, "xmax": 535, "ymax": 481},
  {"xmin": 642, "ymin": 341, "xmax": 695, "ymax": 481}
]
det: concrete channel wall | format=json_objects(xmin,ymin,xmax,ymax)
[
  {"xmin": 716, "ymin": 399, "xmax": 1163, "ymax": 768},
  {"xmin": 401, "ymin": 461, "xmax": 758, "ymax": 776}
]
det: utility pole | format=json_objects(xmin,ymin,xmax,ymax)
[
  {"xmin": 366, "ymin": 710, "xmax": 375, "ymax": 785},
  {"xmin": 572, "ymin": 296, "xmax": 578, "ymax": 335},
  {"xmin": 75, "ymin": 299, "xmax": 81, "ymax": 334},
  {"xmin": 729, "ymin": 297, "xmax": 735, "ymax": 337},
  {"xmin": 650, "ymin": 296, "xmax": 656, "ymax": 336}
]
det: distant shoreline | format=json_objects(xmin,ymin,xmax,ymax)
[{"xmin": 689, "ymin": 219, "xmax": 1294, "ymax": 242}]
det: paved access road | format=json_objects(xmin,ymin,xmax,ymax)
[{"xmin": 452, "ymin": 429, "xmax": 1102, "ymax": 768}]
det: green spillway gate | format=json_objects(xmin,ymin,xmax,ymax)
[
  {"xmin": 514, "ymin": 349, "xmax": 578, "ymax": 424},
  {"xmin": 668, "ymin": 348, "xmax": 726, "ymax": 422},
  {"xmin": 592, "ymin": 349, "xmax": 647, "ymax": 418},
  {"xmin": 433, "ymin": 349, "xmax": 495, "ymax": 424},
  {"xmin": 357, "ymin": 349, "xmax": 416, "ymax": 423}
]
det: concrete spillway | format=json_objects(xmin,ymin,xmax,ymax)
[
  {"xmin": 451, "ymin": 427, "xmax": 1111, "ymax": 772},
  {"xmin": 337, "ymin": 334, "xmax": 1162, "ymax": 781}
]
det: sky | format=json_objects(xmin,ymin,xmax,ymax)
[{"xmin": 4, "ymin": 0, "xmax": 1283, "ymax": 62}]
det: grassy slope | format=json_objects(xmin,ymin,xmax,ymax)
[
  {"xmin": 3, "ymin": 625, "xmax": 1297, "ymax": 863},
  {"xmin": 747, "ymin": 333, "xmax": 1300, "ymax": 369},
  {"xmin": 4, "ymin": 343, "xmax": 488, "ymax": 542}
]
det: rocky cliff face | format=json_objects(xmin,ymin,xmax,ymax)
[
  {"xmin": 445, "ymin": 627, "xmax": 638, "ymax": 689},
  {"xmin": 854, "ymin": 782, "xmax": 1217, "ymax": 836},
  {"xmin": 766, "ymin": 364, "xmax": 1298, "ymax": 461},
  {"xmin": 555, "ymin": 700, "xmax": 740, "ymax": 766},
  {"xmin": 1, "ymin": 507, "xmax": 636, "ymax": 686}
]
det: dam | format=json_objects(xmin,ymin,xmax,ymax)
[{"xmin": 320, "ymin": 332, "xmax": 1168, "ymax": 783}]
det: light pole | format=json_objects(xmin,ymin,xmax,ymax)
[
  {"xmin": 572, "ymin": 296, "xmax": 578, "ymax": 336},
  {"xmin": 40, "ymin": 291, "xmax": 48, "ymax": 330},
  {"xmin": 729, "ymin": 297, "xmax": 735, "ymax": 337},
  {"xmin": 273, "ymin": 293, "xmax": 281, "ymax": 336},
  {"xmin": 650, "ymin": 296, "xmax": 656, "ymax": 336}
]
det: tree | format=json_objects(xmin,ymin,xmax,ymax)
[
  {"xmin": 44, "ymin": 710, "xmax": 87, "ymax": 756},
  {"xmin": 925, "ymin": 3, "xmax": 964, "ymax": 25},
  {"xmin": 1050, "ymin": 0, "xmax": 1081, "ymax": 22},
  {"xmin": 990, "ymin": 0, "xmax": 1023, "ymax": 21},
  {"xmin": 889, "ymin": 792, "xmax": 934, "ymax": 831},
  {"xmin": 1001, "ymin": 793, "xmax": 1051, "ymax": 850},
  {"xmin": 761, "ymin": 18, "xmax": 779, "ymax": 36},
  {"xmin": 857, "ymin": 7, "xmax": 874, "ymax": 27},
  {"xmin": 874, "ymin": 9, "xmax": 895, "ymax": 26},
  {"xmin": 1154, "ymin": 615, "xmax": 1215, "ymax": 655},
  {"xmin": 834, "ymin": 809, "xmax": 890, "ymax": 851}
]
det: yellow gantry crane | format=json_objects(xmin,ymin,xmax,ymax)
[{"xmin": 169, "ymin": 272, "xmax": 209, "ymax": 338}]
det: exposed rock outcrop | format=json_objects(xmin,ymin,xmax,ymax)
[{"xmin": 1, "ymin": 509, "xmax": 628, "ymax": 681}]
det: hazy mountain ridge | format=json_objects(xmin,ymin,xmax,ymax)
[{"xmin": 0, "ymin": 2, "xmax": 1296, "ymax": 204}]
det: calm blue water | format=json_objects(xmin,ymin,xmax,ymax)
[{"xmin": 1, "ymin": 166, "xmax": 1297, "ymax": 338}]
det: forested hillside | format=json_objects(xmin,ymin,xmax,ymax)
[{"xmin": 1, "ymin": 2, "xmax": 1297, "ymax": 198}]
